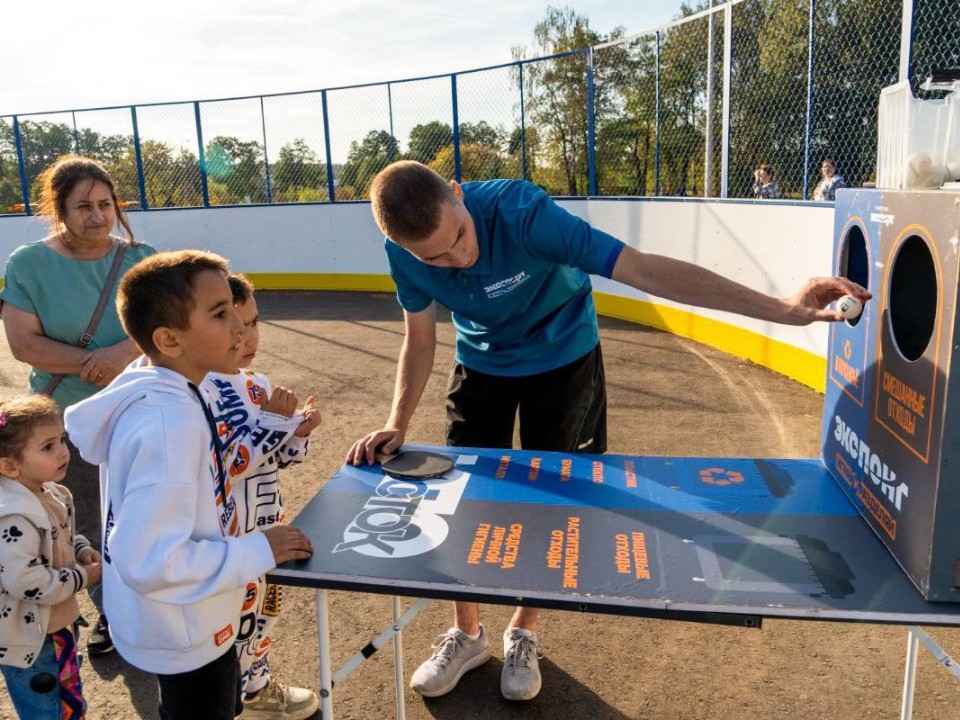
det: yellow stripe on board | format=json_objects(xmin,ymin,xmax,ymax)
[
  {"xmin": 593, "ymin": 292, "xmax": 826, "ymax": 392},
  {"xmin": 244, "ymin": 273, "xmax": 397, "ymax": 293},
  {"xmin": 154, "ymin": 273, "xmax": 825, "ymax": 391}
]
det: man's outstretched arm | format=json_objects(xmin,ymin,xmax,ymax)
[{"xmin": 610, "ymin": 246, "xmax": 870, "ymax": 326}]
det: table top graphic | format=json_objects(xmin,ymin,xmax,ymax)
[{"xmin": 270, "ymin": 446, "xmax": 960, "ymax": 627}]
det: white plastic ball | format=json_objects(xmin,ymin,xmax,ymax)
[{"xmin": 836, "ymin": 294, "xmax": 864, "ymax": 320}]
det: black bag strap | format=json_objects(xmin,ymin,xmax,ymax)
[{"xmin": 43, "ymin": 241, "xmax": 129, "ymax": 396}]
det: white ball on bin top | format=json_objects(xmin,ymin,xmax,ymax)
[{"xmin": 836, "ymin": 294, "xmax": 864, "ymax": 321}]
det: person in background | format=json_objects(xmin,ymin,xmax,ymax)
[
  {"xmin": 812, "ymin": 157, "xmax": 845, "ymax": 201},
  {"xmin": 752, "ymin": 164, "xmax": 780, "ymax": 199},
  {"xmin": 0, "ymin": 156, "xmax": 156, "ymax": 656}
]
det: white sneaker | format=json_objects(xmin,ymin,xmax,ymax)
[
  {"xmin": 501, "ymin": 627, "xmax": 542, "ymax": 701},
  {"xmin": 240, "ymin": 677, "xmax": 320, "ymax": 720},
  {"xmin": 410, "ymin": 625, "xmax": 491, "ymax": 697}
]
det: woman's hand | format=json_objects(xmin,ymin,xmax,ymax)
[{"xmin": 80, "ymin": 340, "xmax": 140, "ymax": 386}]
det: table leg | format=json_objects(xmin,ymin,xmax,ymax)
[
  {"xmin": 317, "ymin": 589, "xmax": 333, "ymax": 719},
  {"xmin": 393, "ymin": 596, "xmax": 406, "ymax": 720},
  {"xmin": 900, "ymin": 627, "xmax": 920, "ymax": 720}
]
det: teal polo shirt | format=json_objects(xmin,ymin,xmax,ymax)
[
  {"xmin": 385, "ymin": 179, "xmax": 625, "ymax": 377},
  {"xmin": 0, "ymin": 239, "xmax": 157, "ymax": 409}
]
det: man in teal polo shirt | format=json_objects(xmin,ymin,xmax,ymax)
[{"xmin": 347, "ymin": 160, "xmax": 868, "ymax": 702}]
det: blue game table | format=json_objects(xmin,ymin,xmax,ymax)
[{"xmin": 269, "ymin": 446, "xmax": 960, "ymax": 719}]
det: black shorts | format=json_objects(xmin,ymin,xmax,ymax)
[{"xmin": 445, "ymin": 344, "xmax": 607, "ymax": 454}]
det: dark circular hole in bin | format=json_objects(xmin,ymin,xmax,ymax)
[
  {"xmin": 889, "ymin": 235, "xmax": 937, "ymax": 362},
  {"xmin": 840, "ymin": 225, "xmax": 869, "ymax": 327}
]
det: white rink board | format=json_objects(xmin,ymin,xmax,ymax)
[{"xmin": 0, "ymin": 198, "xmax": 834, "ymax": 359}]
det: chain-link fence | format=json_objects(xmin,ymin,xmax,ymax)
[{"xmin": 2, "ymin": 0, "xmax": 957, "ymax": 216}]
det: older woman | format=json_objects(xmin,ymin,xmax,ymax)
[{"xmin": 0, "ymin": 155, "xmax": 155, "ymax": 655}]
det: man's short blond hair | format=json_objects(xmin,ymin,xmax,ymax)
[{"xmin": 369, "ymin": 161, "xmax": 458, "ymax": 243}]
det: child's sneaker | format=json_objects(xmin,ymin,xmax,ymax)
[
  {"xmin": 87, "ymin": 615, "xmax": 115, "ymax": 656},
  {"xmin": 240, "ymin": 677, "xmax": 320, "ymax": 720},
  {"xmin": 410, "ymin": 625, "xmax": 491, "ymax": 697},
  {"xmin": 501, "ymin": 627, "xmax": 542, "ymax": 701}
]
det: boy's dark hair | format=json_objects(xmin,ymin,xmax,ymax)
[
  {"xmin": 228, "ymin": 273, "xmax": 255, "ymax": 304},
  {"xmin": 369, "ymin": 161, "xmax": 458, "ymax": 243},
  {"xmin": 118, "ymin": 250, "xmax": 230, "ymax": 357},
  {"xmin": 0, "ymin": 395, "xmax": 62, "ymax": 461}
]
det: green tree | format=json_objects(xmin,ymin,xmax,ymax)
[
  {"xmin": 270, "ymin": 139, "xmax": 328, "ymax": 202},
  {"xmin": 807, "ymin": 0, "xmax": 900, "ymax": 190},
  {"xmin": 338, "ymin": 130, "xmax": 398, "ymax": 198},
  {"xmin": 430, "ymin": 143, "xmax": 505, "ymax": 181},
  {"xmin": 407, "ymin": 121, "xmax": 453, "ymax": 164},
  {"xmin": 133, "ymin": 140, "xmax": 202, "ymax": 208},
  {"xmin": 594, "ymin": 36, "xmax": 658, "ymax": 195},
  {"xmin": 0, "ymin": 120, "xmax": 24, "ymax": 212},
  {"xmin": 459, "ymin": 121, "xmax": 505, "ymax": 151},
  {"xmin": 5, "ymin": 120, "xmax": 75, "ymax": 203},
  {"xmin": 204, "ymin": 136, "xmax": 266, "ymax": 204},
  {"xmin": 514, "ymin": 5, "xmax": 638, "ymax": 195}
]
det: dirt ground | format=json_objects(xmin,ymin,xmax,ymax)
[{"xmin": 2, "ymin": 290, "xmax": 960, "ymax": 720}]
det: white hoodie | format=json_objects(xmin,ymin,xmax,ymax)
[{"xmin": 64, "ymin": 364, "xmax": 276, "ymax": 674}]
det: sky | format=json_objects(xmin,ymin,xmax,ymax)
[{"xmin": 3, "ymin": 0, "xmax": 687, "ymax": 116}]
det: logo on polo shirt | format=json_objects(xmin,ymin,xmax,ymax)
[{"xmin": 484, "ymin": 271, "xmax": 529, "ymax": 298}]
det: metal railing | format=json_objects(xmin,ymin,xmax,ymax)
[{"xmin": 1, "ymin": 0, "xmax": 955, "ymax": 215}]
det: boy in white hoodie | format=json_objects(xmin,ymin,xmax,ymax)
[
  {"xmin": 204, "ymin": 273, "xmax": 321, "ymax": 719},
  {"xmin": 64, "ymin": 250, "xmax": 313, "ymax": 720}
]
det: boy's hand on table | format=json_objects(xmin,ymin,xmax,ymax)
[
  {"xmin": 264, "ymin": 525, "xmax": 313, "ymax": 564},
  {"xmin": 263, "ymin": 386, "xmax": 298, "ymax": 417},
  {"xmin": 294, "ymin": 396, "xmax": 322, "ymax": 437}
]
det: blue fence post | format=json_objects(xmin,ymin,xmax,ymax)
[
  {"xmin": 803, "ymin": 0, "xmax": 817, "ymax": 199},
  {"xmin": 322, "ymin": 90, "xmax": 336, "ymax": 203},
  {"xmin": 587, "ymin": 47, "xmax": 597, "ymax": 197},
  {"xmin": 260, "ymin": 97, "xmax": 272, "ymax": 204},
  {"xmin": 519, "ymin": 62, "xmax": 528, "ymax": 181},
  {"xmin": 12, "ymin": 117, "xmax": 31, "ymax": 214},
  {"xmin": 451, "ymin": 74, "xmax": 461, "ymax": 183},
  {"xmin": 194, "ymin": 101, "xmax": 210, "ymax": 207},
  {"xmin": 655, "ymin": 31, "xmax": 661, "ymax": 196},
  {"xmin": 388, "ymin": 83, "xmax": 396, "ymax": 163},
  {"xmin": 130, "ymin": 107, "xmax": 148, "ymax": 210}
]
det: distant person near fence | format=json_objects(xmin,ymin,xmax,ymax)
[
  {"xmin": 813, "ymin": 157, "xmax": 846, "ymax": 201},
  {"xmin": 753, "ymin": 165, "xmax": 780, "ymax": 199}
]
